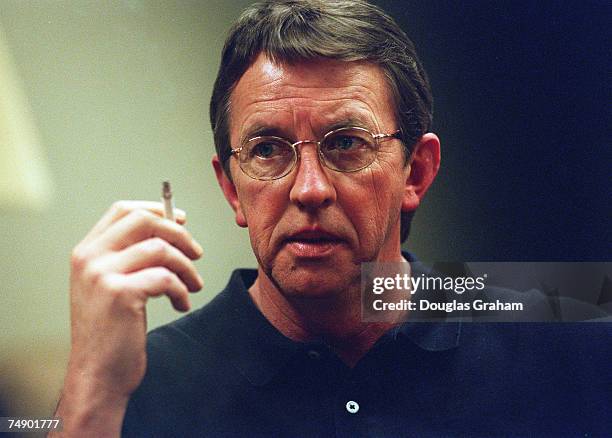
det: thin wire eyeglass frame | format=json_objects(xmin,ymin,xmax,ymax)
[{"xmin": 230, "ymin": 126, "xmax": 402, "ymax": 180}]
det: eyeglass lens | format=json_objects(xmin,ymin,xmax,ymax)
[{"xmin": 239, "ymin": 128, "xmax": 377, "ymax": 180}]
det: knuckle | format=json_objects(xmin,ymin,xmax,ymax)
[
  {"xmin": 70, "ymin": 245, "xmax": 89, "ymax": 269},
  {"xmin": 131, "ymin": 208, "xmax": 154, "ymax": 227},
  {"xmin": 154, "ymin": 269, "xmax": 185, "ymax": 295},
  {"xmin": 86, "ymin": 262, "xmax": 106, "ymax": 287},
  {"xmin": 103, "ymin": 274, "xmax": 127, "ymax": 298},
  {"xmin": 124, "ymin": 300, "xmax": 145, "ymax": 317},
  {"xmin": 107, "ymin": 281, "xmax": 124, "ymax": 299},
  {"xmin": 158, "ymin": 270, "xmax": 175, "ymax": 289},
  {"xmin": 146, "ymin": 238, "xmax": 172, "ymax": 261},
  {"xmin": 108, "ymin": 286, "xmax": 131, "ymax": 309},
  {"xmin": 111, "ymin": 200, "xmax": 130, "ymax": 215}
]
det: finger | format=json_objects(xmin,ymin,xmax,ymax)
[
  {"xmin": 94, "ymin": 209, "xmax": 203, "ymax": 260},
  {"xmin": 97, "ymin": 238, "xmax": 203, "ymax": 292},
  {"xmin": 83, "ymin": 201, "xmax": 187, "ymax": 244},
  {"xmin": 124, "ymin": 267, "xmax": 191, "ymax": 312}
]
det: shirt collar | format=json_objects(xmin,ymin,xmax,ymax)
[
  {"xmin": 394, "ymin": 253, "xmax": 463, "ymax": 351},
  {"xmin": 211, "ymin": 259, "xmax": 461, "ymax": 386},
  {"xmin": 394, "ymin": 320, "xmax": 462, "ymax": 351}
]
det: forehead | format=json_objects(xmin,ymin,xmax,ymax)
[{"xmin": 229, "ymin": 53, "xmax": 396, "ymax": 140}]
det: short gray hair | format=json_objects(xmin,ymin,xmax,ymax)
[{"xmin": 209, "ymin": 0, "xmax": 433, "ymax": 242}]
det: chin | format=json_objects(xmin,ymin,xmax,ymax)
[
  {"xmin": 270, "ymin": 264, "xmax": 361, "ymax": 300},
  {"xmin": 256, "ymin": 245, "xmax": 365, "ymax": 298}
]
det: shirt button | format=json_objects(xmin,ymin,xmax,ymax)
[
  {"xmin": 345, "ymin": 400, "xmax": 359, "ymax": 414},
  {"xmin": 307, "ymin": 350, "xmax": 320, "ymax": 360}
]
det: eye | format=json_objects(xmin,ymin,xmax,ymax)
[
  {"xmin": 337, "ymin": 136, "xmax": 359, "ymax": 150},
  {"xmin": 323, "ymin": 131, "xmax": 370, "ymax": 153},
  {"xmin": 251, "ymin": 141, "xmax": 281, "ymax": 159},
  {"xmin": 320, "ymin": 128, "xmax": 377, "ymax": 172}
]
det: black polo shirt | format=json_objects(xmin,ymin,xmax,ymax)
[{"xmin": 122, "ymin": 268, "xmax": 611, "ymax": 437}]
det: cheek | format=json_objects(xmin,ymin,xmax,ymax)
[
  {"xmin": 236, "ymin": 179, "xmax": 289, "ymax": 250},
  {"xmin": 372, "ymin": 154, "xmax": 409, "ymax": 210},
  {"xmin": 336, "ymin": 165, "xmax": 404, "ymax": 243}
]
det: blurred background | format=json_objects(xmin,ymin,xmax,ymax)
[{"xmin": 0, "ymin": 0, "xmax": 609, "ymax": 427}]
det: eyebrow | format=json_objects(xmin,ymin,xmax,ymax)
[
  {"xmin": 240, "ymin": 125, "xmax": 286, "ymax": 144},
  {"xmin": 240, "ymin": 117, "xmax": 376, "ymax": 144},
  {"xmin": 325, "ymin": 117, "xmax": 375, "ymax": 133}
]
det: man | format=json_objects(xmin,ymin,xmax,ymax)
[{"xmin": 54, "ymin": 1, "xmax": 610, "ymax": 437}]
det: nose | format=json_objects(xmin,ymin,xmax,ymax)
[{"xmin": 289, "ymin": 143, "xmax": 336, "ymax": 210}]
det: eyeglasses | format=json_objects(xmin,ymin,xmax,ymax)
[{"xmin": 230, "ymin": 126, "xmax": 402, "ymax": 180}]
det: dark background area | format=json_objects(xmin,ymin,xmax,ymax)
[{"xmin": 376, "ymin": 0, "xmax": 610, "ymax": 261}]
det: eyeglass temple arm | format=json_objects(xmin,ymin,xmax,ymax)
[{"xmin": 373, "ymin": 130, "xmax": 402, "ymax": 142}]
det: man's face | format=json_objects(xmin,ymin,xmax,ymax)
[{"xmin": 224, "ymin": 54, "xmax": 412, "ymax": 298}]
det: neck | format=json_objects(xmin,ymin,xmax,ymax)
[{"xmin": 248, "ymin": 253, "xmax": 409, "ymax": 367}]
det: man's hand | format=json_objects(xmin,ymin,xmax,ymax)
[{"xmin": 52, "ymin": 201, "xmax": 203, "ymax": 437}]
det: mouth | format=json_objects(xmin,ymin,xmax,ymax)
[{"xmin": 283, "ymin": 229, "xmax": 344, "ymax": 258}]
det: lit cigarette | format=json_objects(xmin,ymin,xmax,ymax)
[{"xmin": 162, "ymin": 181, "xmax": 175, "ymax": 221}]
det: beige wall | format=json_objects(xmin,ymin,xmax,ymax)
[{"xmin": 0, "ymin": 0, "xmax": 254, "ymax": 418}]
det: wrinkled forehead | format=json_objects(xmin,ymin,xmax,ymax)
[{"xmin": 229, "ymin": 53, "xmax": 397, "ymax": 142}]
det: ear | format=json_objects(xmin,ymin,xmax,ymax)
[
  {"xmin": 212, "ymin": 155, "xmax": 248, "ymax": 228},
  {"xmin": 402, "ymin": 133, "xmax": 441, "ymax": 212}
]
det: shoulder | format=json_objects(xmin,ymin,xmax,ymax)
[
  {"xmin": 458, "ymin": 320, "xmax": 612, "ymax": 384},
  {"xmin": 143, "ymin": 268, "xmax": 257, "ymax": 388},
  {"xmin": 122, "ymin": 270, "xmax": 258, "ymax": 436}
]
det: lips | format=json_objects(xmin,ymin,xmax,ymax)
[
  {"xmin": 286, "ymin": 229, "xmax": 342, "ymax": 242},
  {"xmin": 283, "ymin": 228, "xmax": 344, "ymax": 258}
]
